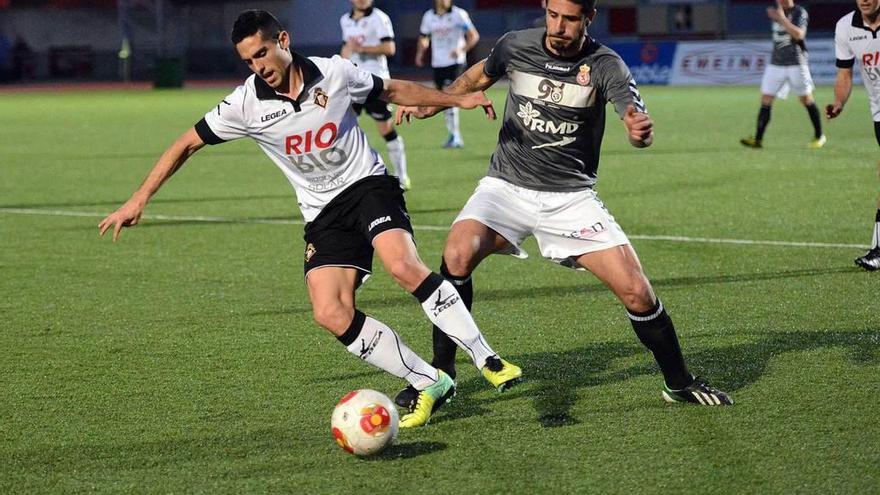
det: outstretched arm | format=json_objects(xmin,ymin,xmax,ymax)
[
  {"xmin": 396, "ymin": 60, "xmax": 497, "ymax": 123},
  {"xmin": 382, "ymin": 77, "xmax": 495, "ymax": 121},
  {"xmin": 99, "ymin": 128, "xmax": 205, "ymax": 242},
  {"xmin": 826, "ymin": 68, "xmax": 853, "ymax": 119}
]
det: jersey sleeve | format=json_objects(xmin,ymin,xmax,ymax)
[
  {"xmin": 419, "ymin": 12, "xmax": 430, "ymax": 37},
  {"xmin": 484, "ymin": 33, "xmax": 512, "ymax": 79},
  {"xmin": 597, "ymin": 55, "xmax": 647, "ymax": 118},
  {"xmin": 459, "ymin": 10, "xmax": 475, "ymax": 32},
  {"xmin": 794, "ymin": 8, "xmax": 808, "ymax": 31},
  {"xmin": 835, "ymin": 19, "xmax": 855, "ymax": 68},
  {"xmin": 377, "ymin": 12, "xmax": 395, "ymax": 42},
  {"xmin": 335, "ymin": 55, "xmax": 384, "ymax": 104},
  {"xmin": 194, "ymin": 85, "xmax": 248, "ymax": 145}
]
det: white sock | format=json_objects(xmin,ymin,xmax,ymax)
[
  {"xmin": 342, "ymin": 311, "xmax": 437, "ymax": 390},
  {"xmin": 444, "ymin": 108, "xmax": 460, "ymax": 141},
  {"xmin": 386, "ymin": 136, "xmax": 408, "ymax": 180},
  {"xmin": 414, "ymin": 274, "xmax": 496, "ymax": 369},
  {"xmin": 872, "ymin": 210, "xmax": 880, "ymax": 249}
]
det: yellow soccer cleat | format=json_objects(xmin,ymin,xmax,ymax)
[
  {"xmin": 809, "ymin": 135, "xmax": 827, "ymax": 149},
  {"xmin": 399, "ymin": 371, "xmax": 455, "ymax": 428},
  {"xmin": 739, "ymin": 136, "xmax": 762, "ymax": 149},
  {"xmin": 399, "ymin": 175, "xmax": 412, "ymax": 191},
  {"xmin": 481, "ymin": 356, "xmax": 523, "ymax": 392}
]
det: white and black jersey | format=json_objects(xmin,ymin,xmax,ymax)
[
  {"xmin": 771, "ymin": 5, "xmax": 808, "ymax": 66},
  {"xmin": 419, "ymin": 6, "xmax": 475, "ymax": 68},
  {"xmin": 194, "ymin": 53, "xmax": 388, "ymax": 222},
  {"xmin": 340, "ymin": 7, "xmax": 394, "ymax": 78},
  {"xmin": 483, "ymin": 28, "xmax": 644, "ymax": 191},
  {"xmin": 835, "ymin": 11, "xmax": 880, "ymax": 121}
]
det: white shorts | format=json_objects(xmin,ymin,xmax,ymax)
[
  {"xmin": 453, "ymin": 177, "xmax": 630, "ymax": 267},
  {"xmin": 760, "ymin": 64, "xmax": 814, "ymax": 98}
]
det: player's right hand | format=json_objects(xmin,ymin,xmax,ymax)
[
  {"xmin": 395, "ymin": 105, "xmax": 433, "ymax": 125},
  {"xmin": 98, "ymin": 199, "xmax": 145, "ymax": 242},
  {"xmin": 825, "ymin": 103, "xmax": 843, "ymax": 119},
  {"xmin": 458, "ymin": 92, "xmax": 496, "ymax": 120}
]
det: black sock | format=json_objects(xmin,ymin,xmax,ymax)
[
  {"xmin": 805, "ymin": 103, "xmax": 823, "ymax": 139},
  {"xmin": 756, "ymin": 104, "xmax": 771, "ymax": 141},
  {"xmin": 628, "ymin": 300, "xmax": 692, "ymax": 390},
  {"xmin": 428, "ymin": 259, "xmax": 473, "ymax": 378},
  {"xmin": 874, "ymin": 122, "xmax": 880, "ymax": 146}
]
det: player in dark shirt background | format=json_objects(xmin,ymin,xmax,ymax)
[{"xmin": 741, "ymin": 0, "xmax": 826, "ymax": 149}]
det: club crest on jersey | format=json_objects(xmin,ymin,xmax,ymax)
[
  {"xmin": 538, "ymin": 79, "xmax": 564, "ymax": 104},
  {"xmin": 305, "ymin": 243, "xmax": 317, "ymax": 262},
  {"xmin": 577, "ymin": 65, "xmax": 591, "ymax": 86},
  {"xmin": 314, "ymin": 87, "xmax": 329, "ymax": 109}
]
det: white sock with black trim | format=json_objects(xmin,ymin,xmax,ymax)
[
  {"xmin": 872, "ymin": 209, "xmax": 880, "ymax": 249},
  {"xmin": 412, "ymin": 273, "xmax": 496, "ymax": 369},
  {"xmin": 337, "ymin": 310, "xmax": 437, "ymax": 390}
]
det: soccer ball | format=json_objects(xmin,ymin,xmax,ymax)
[{"xmin": 331, "ymin": 389, "xmax": 399, "ymax": 456}]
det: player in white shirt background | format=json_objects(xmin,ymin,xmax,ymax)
[
  {"xmin": 416, "ymin": 0, "xmax": 480, "ymax": 148},
  {"xmin": 98, "ymin": 9, "xmax": 522, "ymax": 428},
  {"xmin": 340, "ymin": 0, "xmax": 410, "ymax": 190},
  {"xmin": 826, "ymin": 0, "xmax": 880, "ymax": 271}
]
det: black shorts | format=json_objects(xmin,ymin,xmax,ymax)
[
  {"xmin": 874, "ymin": 121, "xmax": 880, "ymax": 147},
  {"xmin": 433, "ymin": 64, "xmax": 463, "ymax": 89},
  {"xmin": 352, "ymin": 99, "xmax": 393, "ymax": 121},
  {"xmin": 303, "ymin": 175, "xmax": 413, "ymax": 281}
]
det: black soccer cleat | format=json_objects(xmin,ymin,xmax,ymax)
[
  {"xmin": 854, "ymin": 247, "xmax": 880, "ymax": 271},
  {"xmin": 662, "ymin": 376, "xmax": 733, "ymax": 406},
  {"xmin": 394, "ymin": 385, "xmax": 419, "ymax": 412}
]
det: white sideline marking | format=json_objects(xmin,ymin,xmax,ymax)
[{"xmin": 0, "ymin": 207, "xmax": 868, "ymax": 249}]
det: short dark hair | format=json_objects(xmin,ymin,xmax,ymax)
[
  {"xmin": 231, "ymin": 10, "xmax": 284, "ymax": 45},
  {"xmin": 561, "ymin": 0, "xmax": 598, "ymax": 12}
]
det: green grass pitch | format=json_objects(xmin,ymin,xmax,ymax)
[{"xmin": 1, "ymin": 84, "xmax": 878, "ymax": 493}]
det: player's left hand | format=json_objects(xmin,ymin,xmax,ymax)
[
  {"xmin": 396, "ymin": 105, "xmax": 434, "ymax": 124},
  {"xmin": 766, "ymin": 6, "xmax": 782, "ymax": 20},
  {"xmin": 624, "ymin": 105, "xmax": 653, "ymax": 147}
]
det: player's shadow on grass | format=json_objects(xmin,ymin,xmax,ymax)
[{"xmin": 442, "ymin": 329, "xmax": 879, "ymax": 428}]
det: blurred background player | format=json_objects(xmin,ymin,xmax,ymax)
[
  {"xmin": 416, "ymin": 0, "xmax": 480, "ymax": 149},
  {"xmin": 740, "ymin": 0, "xmax": 826, "ymax": 149},
  {"xmin": 826, "ymin": 0, "xmax": 880, "ymax": 271},
  {"xmin": 340, "ymin": 0, "xmax": 410, "ymax": 190}
]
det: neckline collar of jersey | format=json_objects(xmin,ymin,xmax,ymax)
[
  {"xmin": 254, "ymin": 51, "xmax": 323, "ymax": 107},
  {"xmin": 852, "ymin": 10, "xmax": 880, "ymax": 35},
  {"xmin": 433, "ymin": 7, "xmax": 452, "ymax": 15},
  {"xmin": 541, "ymin": 32, "xmax": 595, "ymax": 62},
  {"xmin": 349, "ymin": 6, "xmax": 374, "ymax": 19}
]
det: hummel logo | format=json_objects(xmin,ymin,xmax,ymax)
[
  {"xmin": 544, "ymin": 62, "xmax": 571, "ymax": 73},
  {"xmin": 431, "ymin": 289, "xmax": 459, "ymax": 317}
]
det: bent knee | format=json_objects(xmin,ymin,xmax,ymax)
[
  {"xmin": 617, "ymin": 280, "xmax": 656, "ymax": 312},
  {"xmin": 443, "ymin": 244, "xmax": 477, "ymax": 275},
  {"xmin": 312, "ymin": 304, "xmax": 355, "ymax": 335}
]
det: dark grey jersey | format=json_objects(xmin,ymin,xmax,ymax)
[
  {"xmin": 771, "ymin": 5, "xmax": 808, "ymax": 66},
  {"xmin": 484, "ymin": 28, "xmax": 644, "ymax": 191}
]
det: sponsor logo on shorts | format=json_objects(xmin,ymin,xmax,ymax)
[
  {"xmin": 305, "ymin": 243, "xmax": 317, "ymax": 262},
  {"xmin": 431, "ymin": 289, "xmax": 459, "ymax": 317},
  {"xmin": 563, "ymin": 222, "xmax": 606, "ymax": 240},
  {"xmin": 368, "ymin": 215, "xmax": 391, "ymax": 231}
]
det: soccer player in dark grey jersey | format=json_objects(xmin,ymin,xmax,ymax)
[
  {"xmin": 741, "ymin": 0, "xmax": 826, "ymax": 149},
  {"xmin": 396, "ymin": 0, "xmax": 732, "ymax": 407}
]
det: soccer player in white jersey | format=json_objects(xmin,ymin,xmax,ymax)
[
  {"xmin": 827, "ymin": 0, "xmax": 880, "ymax": 271},
  {"xmin": 417, "ymin": 0, "xmax": 480, "ymax": 148},
  {"xmin": 98, "ymin": 10, "xmax": 522, "ymax": 428},
  {"xmin": 740, "ymin": 0, "xmax": 826, "ymax": 149},
  {"xmin": 395, "ymin": 0, "xmax": 732, "ymax": 409},
  {"xmin": 339, "ymin": 0, "xmax": 410, "ymax": 190}
]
